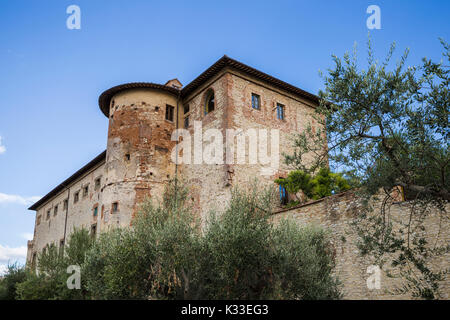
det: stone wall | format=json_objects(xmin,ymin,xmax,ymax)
[
  {"xmin": 177, "ymin": 69, "xmax": 324, "ymax": 222},
  {"xmin": 103, "ymin": 88, "xmax": 178, "ymax": 229},
  {"xmin": 27, "ymin": 161, "xmax": 105, "ymax": 264},
  {"xmin": 270, "ymin": 191, "xmax": 450, "ymax": 299}
]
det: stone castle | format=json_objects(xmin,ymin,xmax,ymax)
[
  {"xmin": 26, "ymin": 56, "xmax": 449, "ymax": 299},
  {"xmin": 27, "ymin": 56, "xmax": 322, "ymax": 266}
]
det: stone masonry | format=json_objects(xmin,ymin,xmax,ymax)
[{"xmin": 26, "ymin": 56, "xmax": 448, "ymax": 299}]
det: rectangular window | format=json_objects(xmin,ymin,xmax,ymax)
[
  {"xmin": 112, "ymin": 202, "xmax": 119, "ymax": 213},
  {"xmin": 83, "ymin": 185, "xmax": 89, "ymax": 197},
  {"xmin": 184, "ymin": 104, "xmax": 190, "ymax": 114},
  {"xmin": 54, "ymin": 205, "xmax": 58, "ymax": 216},
  {"xmin": 63, "ymin": 199, "xmax": 68, "ymax": 210},
  {"xmin": 184, "ymin": 115, "xmax": 189, "ymax": 129},
  {"xmin": 74, "ymin": 191, "xmax": 79, "ymax": 203},
  {"xmin": 165, "ymin": 104, "xmax": 174, "ymax": 122},
  {"xmin": 59, "ymin": 240, "xmax": 65, "ymax": 256},
  {"xmin": 276, "ymin": 103, "xmax": 285, "ymax": 120},
  {"xmin": 46, "ymin": 210, "xmax": 51, "ymax": 220},
  {"xmin": 95, "ymin": 178, "xmax": 101, "ymax": 190},
  {"xmin": 93, "ymin": 206, "xmax": 98, "ymax": 217},
  {"xmin": 91, "ymin": 224, "xmax": 97, "ymax": 238},
  {"xmin": 251, "ymin": 93, "xmax": 260, "ymax": 110},
  {"xmin": 279, "ymin": 184, "xmax": 288, "ymax": 205}
]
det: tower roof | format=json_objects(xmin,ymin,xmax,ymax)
[{"xmin": 98, "ymin": 55, "xmax": 320, "ymax": 117}]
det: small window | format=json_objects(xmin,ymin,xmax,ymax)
[
  {"xmin": 251, "ymin": 93, "xmax": 260, "ymax": 110},
  {"xmin": 63, "ymin": 199, "xmax": 68, "ymax": 210},
  {"xmin": 125, "ymin": 153, "xmax": 131, "ymax": 161},
  {"xmin": 276, "ymin": 103, "xmax": 285, "ymax": 120},
  {"xmin": 165, "ymin": 104, "xmax": 174, "ymax": 122},
  {"xmin": 112, "ymin": 202, "xmax": 119, "ymax": 213},
  {"xmin": 184, "ymin": 115, "xmax": 189, "ymax": 129},
  {"xmin": 54, "ymin": 205, "xmax": 58, "ymax": 216},
  {"xmin": 74, "ymin": 191, "xmax": 79, "ymax": 203},
  {"xmin": 205, "ymin": 89, "xmax": 215, "ymax": 114},
  {"xmin": 95, "ymin": 178, "xmax": 101, "ymax": 190},
  {"xmin": 83, "ymin": 185, "xmax": 89, "ymax": 197},
  {"xmin": 59, "ymin": 239, "xmax": 65, "ymax": 255},
  {"xmin": 184, "ymin": 104, "xmax": 190, "ymax": 114},
  {"xmin": 46, "ymin": 210, "xmax": 51, "ymax": 220},
  {"xmin": 93, "ymin": 206, "xmax": 98, "ymax": 217},
  {"xmin": 91, "ymin": 224, "xmax": 97, "ymax": 238},
  {"xmin": 279, "ymin": 184, "xmax": 288, "ymax": 205}
]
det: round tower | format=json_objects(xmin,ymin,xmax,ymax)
[{"xmin": 98, "ymin": 83, "xmax": 180, "ymax": 228}]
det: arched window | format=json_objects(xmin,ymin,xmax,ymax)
[{"xmin": 204, "ymin": 89, "xmax": 215, "ymax": 115}]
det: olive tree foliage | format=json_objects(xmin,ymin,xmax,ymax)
[
  {"xmin": 83, "ymin": 181, "xmax": 201, "ymax": 299},
  {"xmin": 0, "ymin": 263, "xmax": 27, "ymax": 300},
  {"xmin": 83, "ymin": 180, "xmax": 341, "ymax": 300},
  {"xmin": 284, "ymin": 36, "xmax": 449, "ymax": 299},
  {"xmin": 15, "ymin": 228, "xmax": 94, "ymax": 300}
]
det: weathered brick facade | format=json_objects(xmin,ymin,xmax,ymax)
[
  {"xmin": 27, "ymin": 56, "xmax": 448, "ymax": 299},
  {"xmin": 28, "ymin": 56, "xmax": 322, "ymax": 264}
]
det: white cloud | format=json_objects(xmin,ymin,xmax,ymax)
[
  {"xmin": 21, "ymin": 233, "xmax": 34, "ymax": 241},
  {"xmin": 0, "ymin": 264, "xmax": 8, "ymax": 276},
  {"xmin": 0, "ymin": 245, "xmax": 28, "ymax": 275},
  {"xmin": 0, "ymin": 244, "xmax": 27, "ymax": 265},
  {"xmin": 0, "ymin": 193, "xmax": 41, "ymax": 206},
  {"xmin": 0, "ymin": 136, "xmax": 5, "ymax": 154}
]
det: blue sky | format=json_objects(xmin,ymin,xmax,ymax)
[{"xmin": 0, "ymin": 0, "xmax": 448, "ymax": 272}]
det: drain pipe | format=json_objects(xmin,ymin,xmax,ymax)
[
  {"xmin": 62, "ymin": 185, "xmax": 70, "ymax": 250},
  {"xmin": 174, "ymin": 89, "xmax": 181, "ymax": 199}
]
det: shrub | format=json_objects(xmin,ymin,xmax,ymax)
[
  {"xmin": 276, "ymin": 168, "xmax": 354, "ymax": 204},
  {"xmin": 83, "ymin": 180, "xmax": 341, "ymax": 300},
  {"xmin": 0, "ymin": 263, "xmax": 27, "ymax": 300}
]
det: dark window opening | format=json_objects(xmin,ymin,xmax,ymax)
[
  {"xmin": 279, "ymin": 184, "xmax": 288, "ymax": 205},
  {"xmin": 276, "ymin": 103, "xmax": 285, "ymax": 120},
  {"xmin": 184, "ymin": 104, "xmax": 190, "ymax": 114},
  {"xmin": 95, "ymin": 178, "xmax": 101, "ymax": 190},
  {"xmin": 91, "ymin": 224, "xmax": 97, "ymax": 238},
  {"xmin": 63, "ymin": 199, "xmax": 68, "ymax": 210},
  {"xmin": 184, "ymin": 116, "xmax": 189, "ymax": 128},
  {"xmin": 251, "ymin": 93, "xmax": 260, "ymax": 110},
  {"xmin": 74, "ymin": 191, "xmax": 79, "ymax": 203},
  {"xmin": 54, "ymin": 205, "xmax": 58, "ymax": 216},
  {"xmin": 112, "ymin": 202, "xmax": 119, "ymax": 213},
  {"xmin": 125, "ymin": 153, "xmax": 131, "ymax": 161},
  {"xmin": 83, "ymin": 185, "xmax": 89, "ymax": 197},
  {"xmin": 59, "ymin": 240, "xmax": 65, "ymax": 255},
  {"xmin": 165, "ymin": 104, "xmax": 174, "ymax": 122},
  {"xmin": 205, "ymin": 89, "xmax": 215, "ymax": 114},
  {"xmin": 46, "ymin": 210, "xmax": 51, "ymax": 220},
  {"xmin": 93, "ymin": 206, "xmax": 98, "ymax": 217}
]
